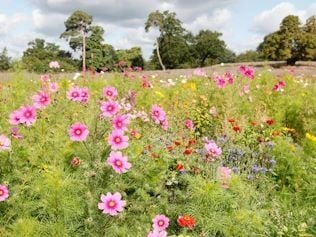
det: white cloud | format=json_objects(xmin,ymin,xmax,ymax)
[
  {"xmin": 252, "ymin": 2, "xmax": 311, "ymax": 34},
  {"xmin": 0, "ymin": 13, "xmax": 28, "ymax": 36}
]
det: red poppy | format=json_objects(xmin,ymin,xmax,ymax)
[
  {"xmin": 233, "ymin": 126, "xmax": 241, "ymax": 132},
  {"xmin": 183, "ymin": 149, "xmax": 192, "ymax": 155},
  {"xmin": 266, "ymin": 119, "xmax": 275, "ymax": 126},
  {"xmin": 174, "ymin": 140, "xmax": 181, "ymax": 146},
  {"xmin": 187, "ymin": 139, "xmax": 196, "ymax": 146},
  {"xmin": 176, "ymin": 164, "xmax": 184, "ymax": 171},
  {"xmin": 177, "ymin": 215, "xmax": 196, "ymax": 229}
]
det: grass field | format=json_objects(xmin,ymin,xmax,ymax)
[{"xmin": 0, "ymin": 64, "xmax": 315, "ymax": 236}]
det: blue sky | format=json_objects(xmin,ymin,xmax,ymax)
[{"xmin": 0, "ymin": 0, "xmax": 315, "ymax": 59}]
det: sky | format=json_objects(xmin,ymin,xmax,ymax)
[{"xmin": 0, "ymin": 0, "xmax": 315, "ymax": 59}]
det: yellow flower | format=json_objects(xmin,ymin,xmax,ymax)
[
  {"xmin": 200, "ymin": 95, "xmax": 207, "ymax": 101},
  {"xmin": 306, "ymin": 133, "xmax": 316, "ymax": 143},
  {"xmin": 135, "ymin": 133, "xmax": 141, "ymax": 139},
  {"xmin": 155, "ymin": 91, "xmax": 165, "ymax": 98},
  {"xmin": 282, "ymin": 127, "xmax": 295, "ymax": 132}
]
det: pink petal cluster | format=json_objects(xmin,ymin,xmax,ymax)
[
  {"xmin": 40, "ymin": 74, "xmax": 50, "ymax": 82},
  {"xmin": 49, "ymin": 61, "xmax": 60, "ymax": 69},
  {"xmin": 214, "ymin": 76, "xmax": 226, "ymax": 89},
  {"xmin": 147, "ymin": 229, "xmax": 168, "ymax": 237},
  {"xmin": 98, "ymin": 192, "xmax": 126, "ymax": 216},
  {"xmin": 151, "ymin": 105, "xmax": 168, "ymax": 130},
  {"xmin": 107, "ymin": 151, "xmax": 132, "ymax": 174},
  {"xmin": 0, "ymin": 135, "xmax": 11, "ymax": 151},
  {"xmin": 108, "ymin": 130, "xmax": 129, "ymax": 150},
  {"xmin": 193, "ymin": 68, "xmax": 206, "ymax": 77},
  {"xmin": 9, "ymin": 106, "xmax": 37, "ymax": 127},
  {"xmin": 100, "ymin": 101, "xmax": 121, "ymax": 118},
  {"xmin": 68, "ymin": 122, "xmax": 89, "ymax": 142},
  {"xmin": 103, "ymin": 86, "xmax": 118, "ymax": 100},
  {"xmin": 112, "ymin": 115, "xmax": 130, "ymax": 131},
  {"xmin": 239, "ymin": 65, "xmax": 255, "ymax": 79},
  {"xmin": 11, "ymin": 127, "xmax": 23, "ymax": 139},
  {"xmin": 0, "ymin": 185, "xmax": 9, "ymax": 202},
  {"xmin": 184, "ymin": 119, "xmax": 195, "ymax": 130},
  {"xmin": 67, "ymin": 86, "xmax": 90, "ymax": 103},
  {"xmin": 225, "ymin": 72, "xmax": 234, "ymax": 84},
  {"xmin": 48, "ymin": 82, "xmax": 59, "ymax": 93},
  {"xmin": 152, "ymin": 214, "xmax": 169, "ymax": 231},
  {"xmin": 32, "ymin": 91, "xmax": 51, "ymax": 109},
  {"xmin": 218, "ymin": 166, "xmax": 232, "ymax": 189},
  {"xmin": 273, "ymin": 80, "xmax": 286, "ymax": 92},
  {"xmin": 204, "ymin": 140, "xmax": 222, "ymax": 159}
]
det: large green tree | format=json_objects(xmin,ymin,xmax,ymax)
[
  {"xmin": 60, "ymin": 10, "xmax": 92, "ymax": 72},
  {"xmin": 116, "ymin": 47, "xmax": 144, "ymax": 68},
  {"xmin": 191, "ymin": 30, "xmax": 227, "ymax": 67},
  {"xmin": 258, "ymin": 15, "xmax": 316, "ymax": 65},
  {"xmin": 0, "ymin": 48, "xmax": 11, "ymax": 71},
  {"xmin": 236, "ymin": 50, "xmax": 261, "ymax": 62},
  {"xmin": 22, "ymin": 38, "xmax": 78, "ymax": 73},
  {"xmin": 145, "ymin": 10, "xmax": 190, "ymax": 70}
]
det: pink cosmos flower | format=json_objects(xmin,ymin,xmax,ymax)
[
  {"xmin": 68, "ymin": 123, "xmax": 89, "ymax": 142},
  {"xmin": 103, "ymin": 86, "xmax": 118, "ymax": 100},
  {"xmin": 193, "ymin": 68, "xmax": 206, "ymax": 77},
  {"xmin": 225, "ymin": 72, "xmax": 234, "ymax": 84},
  {"xmin": 161, "ymin": 119, "xmax": 169, "ymax": 131},
  {"xmin": 32, "ymin": 91, "xmax": 51, "ymax": 109},
  {"xmin": 147, "ymin": 230, "xmax": 168, "ymax": 237},
  {"xmin": 19, "ymin": 106, "xmax": 37, "ymax": 126},
  {"xmin": 10, "ymin": 127, "xmax": 23, "ymax": 139},
  {"xmin": 243, "ymin": 84, "xmax": 250, "ymax": 94},
  {"xmin": 204, "ymin": 140, "xmax": 222, "ymax": 158},
  {"xmin": 40, "ymin": 74, "xmax": 50, "ymax": 82},
  {"xmin": 100, "ymin": 101, "xmax": 121, "ymax": 118},
  {"xmin": 107, "ymin": 151, "xmax": 132, "ymax": 174},
  {"xmin": 214, "ymin": 76, "xmax": 226, "ymax": 89},
  {"xmin": 108, "ymin": 130, "xmax": 129, "ymax": 150},
  {"xmin": 0, "ymin": 185, "xmax": 9, "ymax": 201},
  {"xmin": 151, "ymin": 105, "xmax": 166, "ymax": 124},
  {"xmin": 67, "ymin": 86, "xmax": 82, "ymax": 102},
  {"xmin": 48, "ymin": 82, "xmax": 59, "ymax": 93},
  {"xmin": 112, "ymin": 115, "xmax": 130, "ymax": 131},
  {"xmin": 80, "ymin": 87, "xmax": 90, "ymax": 103},
  {"xmin": 98, "ymin": 192, "xmax": 126, "ymax": 216},
  {"xmin": 239, "ymin": 65, "xmax": 247, "ymax": 73},
  {"xmin": 49, "ymin": 61, "xmax": 60, "ymax": 69},
  {"xmin": 244, "ymin": 68, "xmax": 255, "ymax": 79},
  {"xmin": 0, "ymin": 135, "xmax": 11, "ymax": 151},
  {"xmin": 273, "ymin": 80, "xmax": 286, "ymax": 92},
  {"xmin": 152, "ymin": 214, "xmax": 169, "ymax": 231},
  {"xmin": 9, "ymin": 110, "xmax": 22, "ymax": 125},
  {"xmin": 184, "ymin": 119, "xmax": 194, "ymax": 130},
  {"xmin": 218, "ymin": 166, "xmax": 232, "ymax": 189}
]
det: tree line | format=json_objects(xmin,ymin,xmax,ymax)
[{"xmin": 0, "ymin": 10, "xmax": 315, "ymax": 72}]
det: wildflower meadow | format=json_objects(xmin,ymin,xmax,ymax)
[{"xmin": 0, "ymin": 64, "xmax": 315, "ymax": 237}]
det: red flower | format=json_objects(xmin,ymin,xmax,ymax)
[
  {"xmin": 266, "ymin": 119, "xmax": 275, "ymax": 126},
  {"xmin": 233, "ymin": 126, "xmax": 241, "ymax": 132},
  {"xmin": 177, "ymin": 215, "xmax": 196, "ymax": 229},
  {"xmin": 166, "ymin": 145, "xmax": 173, "ymax": 152},
  {"xmin": 228, "ymin": 118, "xmax": 235, "ymax": 124},
  {"xmin": 183, "ymin": 149, "xmax": 192, "ymax": 155},
  {"xmin": 71, "ymin": 157, "xmax": 80, "ymax": 168},
  {"xmin": 187, "ymin": 139, "xmax": 196, "ymax": 147},
  {"xmin": 174, "ymin": 140, "xmax": 181, "ymax": 146},
  {"xmin": 176, "ymin": 164, "xmax": 184, "ymax": 171},
  {"xmin": 250, "ymin": 121, "xmax": 257, "ymax": 127}
]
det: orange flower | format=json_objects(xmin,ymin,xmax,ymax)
[
  {"xmin": 176, "ymin": 164, "xmax": 184, "ymax": 171},
  {"xmin": 266, "ymin": 119, "xmax": 275, "ymax": 126},
  {"xmin": 174, "ymin": 140, "xmax": 181, "ymax": 146},
  {"xmin": 166, "ymin": 145, "xmax": 173, "ymax": 152},
  {"xmin": 177, "ymin": 215, "xmax": 196, "ymax": 229},
  {"xmin": 228, "ymin": 118, "xmax": 235, "ymax": 124},
  {"xmin": 183, "ymin": 149, "xmax": 192, "ymax": 155},
  {"xmin": 233, "ymin": 126, "xmax": 241, "ymax": 132}
]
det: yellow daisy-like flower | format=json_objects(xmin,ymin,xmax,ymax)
[{"xmin": 306, "ymin": 133, "xmax": 316, "ymax": 143}]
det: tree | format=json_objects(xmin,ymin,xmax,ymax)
[
  {"xmin": 145, "ymin": 10, "xmax": 190, "ymax": 70},
  {"xmin": 22, "ymin": 38, "xmax": 78, "ymax": 73},
  {"xmin": 145, "ymin": 11, "xmax": 165, "ymax": 70},
  {"xmin": 60, "ymin": 10, "xmax": 92, "ymax": 72},
  {"xmin": 258, "ymin": 15, "xmax": 316, "ymax": 65},
  {"xmin": 191, "ymin": 30, "xmax": 226, "ymax": 67},
  {"xmin": 0, "ymin": 48, "xmax": 11, "ymax": 71},
  {"xmin": 236, "ymin": 50, "xmax": 261, "ymax": 62},
  {"xmin": 86, "ymin": 25, "xmax": 106, "ymax": 70},
  {"xmin": 116, "ymin": 47, "xmax": 144, "ymax": 68}
]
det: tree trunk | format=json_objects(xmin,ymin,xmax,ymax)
[
  {"xmin": 286, "ymin": 57, "xmax": 297, "ymax": 66},
  {"xmin": 156, "ymin": 38, "xmax": 165, "ymax": 71},
  {"xmin": 81, "ymin": 29, "xmax": 86, "ymax": 72}
]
